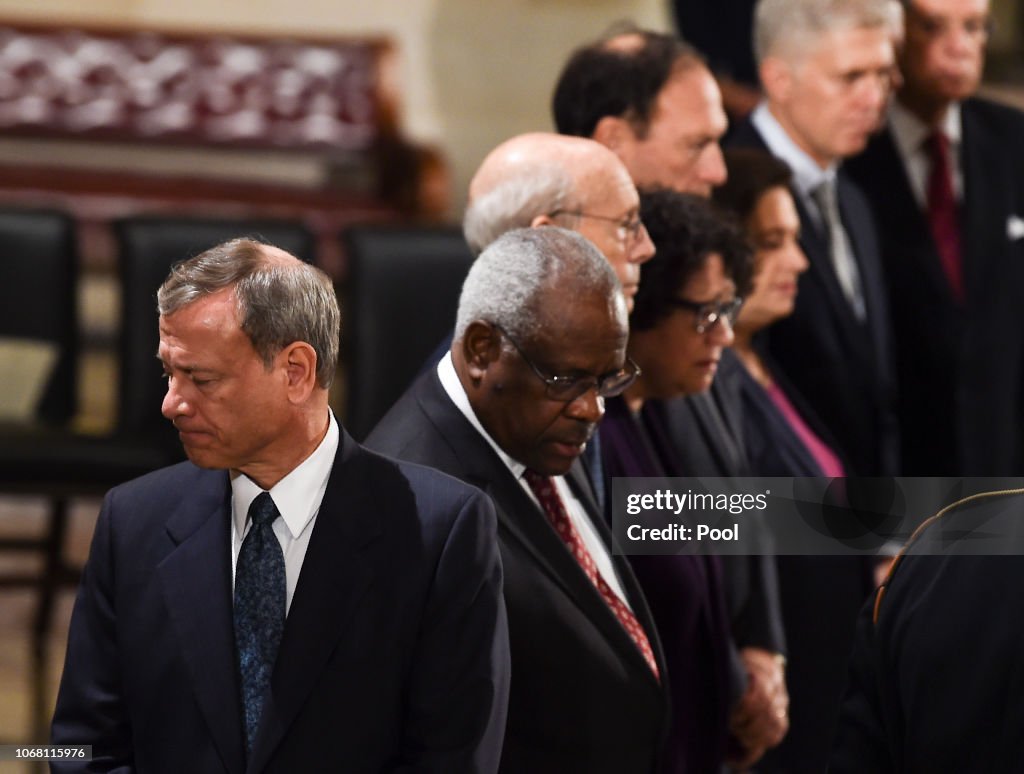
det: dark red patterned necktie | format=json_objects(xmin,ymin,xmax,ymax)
[
  {"xmin": 925, "ymin": 131, "xmax": 965, "ymax": 303},
  {"xmin": 522, "ymin": 469, "xmax": 659, "ymax": 680}
]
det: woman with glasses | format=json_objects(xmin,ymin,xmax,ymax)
[
  {"xmin": 598, "ymin": 189, "xmax": 763, "ymax": 772},
  {"xmin": 713, "ymin": 148, "xmax": 878, "ymax": 774}
]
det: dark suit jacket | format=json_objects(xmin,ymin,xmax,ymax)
[
  {"xmin": 831, "ymin": 492, "xmax": 1024, "ymax": 772},
  {"xmin": 365, "ymin": 369, "xmax": 669, "ymax": 774},
  {"xmin": 600, "ymin": 397, "xmax": 734, "ymax": 773},
  {"xmin": 658, "ymin": 350, "xmax": 787, "ymax": 658},
  {"xmin": 734, "ymin": 341, "xmax": 848, "ymax": 477},
  {"xmin": 846, "ymin": 97, "xmax": 1024, "ymax": 475},
  {"xmin": 731, "ymin": 349, "xmax": 875, "ymax": 774},
  {"xmin": 728, "ymin": 119, "xmax": 900, "ymax": 476},
  {"xmin": 51, "ymin": 428, "xmax": 510, "ymax": 773}
]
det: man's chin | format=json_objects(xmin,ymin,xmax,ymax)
[{"xmin": 180, "ymin": 446, "xmax": 228, "ymax": 470}]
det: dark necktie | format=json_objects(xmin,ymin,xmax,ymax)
[
  {"xmin": 522, "ymin": 469, "xmax": 659, "ymax": 680},
  {"xmin": 234, "ymin": 491, "xmax": 286, "ymax": 755},
  {"xmin": 924, "ymin": 131, "xmax": 965, "ymax": 303}
]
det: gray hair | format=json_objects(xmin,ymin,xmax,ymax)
[
  {"xmin": 157, "ymin": 238, "xmax": 340, "ymax": 388},
  {"xmin": 455, "ymin": 226, "xmax": 621, "ymax": 343},
  {"xmin": 462, "ymin": 161, "xmax": 574, "ymax": 256},
  {"xmin": 754, "ymin": 0, "xmax": 895, "ymax": 64}
]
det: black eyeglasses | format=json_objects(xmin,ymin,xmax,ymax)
[
  {"xmin": 494, "ymin": 325, "xmax": 640, "ymax": 402},
  {"xmin": 668, "ymin": 297, "xmax": 744, "ymax": 334},
  {"xmin": 548, "ymin": 209, "xmax": 646, "ymax": 246}
]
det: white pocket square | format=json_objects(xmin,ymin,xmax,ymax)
[{"xmin": 1008, "ymin": 215, "xmax": 1024, "ymax": 241}]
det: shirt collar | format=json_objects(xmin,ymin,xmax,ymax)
[
  {"xmin": 436, "ymin": 351, "xmax": 527, "ymax": 480},
  {"xmin": 751, "ymin": 101, "xmax": 838, "ymax": 198},
  {"xmin": 231, "ymin": 410, "xmax": 340, "ymax": 539},
  {"xmin": 888, "ymin": 98, "xmax": 962, "ymax": 157}
]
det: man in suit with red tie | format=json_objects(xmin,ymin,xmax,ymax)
[
  {"xmin": 846, "ymin": 0, "xmax": 1024, "ymax": 475},
  {"xmin": 367, "ymin": 227, "xmax": 669, "ymax": 773}
]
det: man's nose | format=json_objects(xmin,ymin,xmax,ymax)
[
  {"xmin": 565, "ymin": 387, "xmax": 605, "ymax": 423},
  {"xmin": 161, "ymin": 376, "xmax": 191, "ymax": 420}
]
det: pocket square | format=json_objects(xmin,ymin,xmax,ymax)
[{"xmin": 1008, "ymin": 215, "xmax": 1024, "ymax": 241}]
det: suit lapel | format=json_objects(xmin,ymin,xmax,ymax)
[
  {"xmin": 793, "ymin": 190, "xmax": 871, "ymax": 350},
  {"xmin": 414, "ymin": 371, "xmax": 660, "ymax": 685},
  {"xmin": 733, "ymin": 117, "xmax": 877, "ymax": 359},
  {"xmin": 960, "ymin": 100, "xmax": 1012, "ymax": 302},
  {"xmin": 861, "ymin": 129, "xmax": 956, "ymax": 301},
  {"xmin": 248, "ymin": 431, "xmax": 382, "ymax": 773},
  {"xmin": 157, "ymin": 471, "xmax": 245, "ymax": 774}
]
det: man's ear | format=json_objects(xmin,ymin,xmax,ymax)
[
  {"xmin": 460, "ymin": 321, "xmax": 502, "ymax": 382},
  {"xmin": 279, "ymin": 341, "xmax": 319, "ymax": 401},
  {"xmin": 592, "ymin": 115, "xmax": 636, "ymax": 154},
  {"xmin": 760, "ymin": 55, "xmax": 792, "ymax": 103}
]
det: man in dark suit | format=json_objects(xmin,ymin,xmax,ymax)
[
  {"xmin": 728, "ymin": 0, "xmax": 900, "ymax": 477},
  {"xmin": 723, "ymin": 2, "xmax": 900, "ymax": 770},
  {"xmin": 846, "ymin": 0, "xmax": 1024, "ymax": 475},
  {"xmin": 367, "ymin": 227, "xmax": 668, "ymax": 773},
  {"xmin": 554, "ymin": 31, "xmax": 790, "ymax": 756},
  {"xmin": 51, "ymin": 239, "xmax": 510, "ymax": 773}
]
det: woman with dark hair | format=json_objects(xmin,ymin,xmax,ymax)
[
  {"xmin": 599, "ymin": 189, "xmax": 785, "ymax": 772},
  {"xmin": 712, "ymin": 148, "xmax": 846, "ymax": 477},
  {"xmin": 713, "ymin": 148, "xmax": 876, "ymax": 774}
]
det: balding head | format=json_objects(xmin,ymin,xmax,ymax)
[
  {"xmin": 465, "ymin": 133, "xmax": 620, "ymax": 252},
  {"xmin": 463, "ymin": 132, "xmax": 654, "ymax": 310}
]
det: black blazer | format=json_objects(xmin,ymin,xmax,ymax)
[
  {"xmin": 727, "ymin": 119, "xmax": 900, "ymax": 476},
  {"xmin": 52, "ymin": 429, "xmax": 510, "ymax": 773},
  {"xmin": 730, "ymin": 350, "xmax": 875, "ymax": 774},
  {"xmin": 845, "ymin": 97, "xmax": 1024, "ymax": 475},
  {"xmin": 366, "ymin": 368, "xmax": 669, "ymax": 774},
  {"xmin": 658, "ymin": 349, "xmax": 787, "ymax": 658},
  {"xmin": 831, "ymin": 492, "xmax": 1024, "ymax": 772}
]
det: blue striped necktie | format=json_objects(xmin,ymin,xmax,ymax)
[{"xmin": 234, "ymin": 491, "xmax": 286, "ymax": 755}]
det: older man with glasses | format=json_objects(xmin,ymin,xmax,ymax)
[{"xmin": 366, "ymin": 227, "xmax": 669, "ymax": 774}]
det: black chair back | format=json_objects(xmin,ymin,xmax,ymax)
[
  {"xmin": 0, "ymin": 208, "xmax": 78, "ymax": 425},
  {"xmin": 115, "ymin": 217, "xmax": 315, "ymax": 455},
  {"xmin": 342, "ymin": 224, "xmax": 473, "ymax": 440}
]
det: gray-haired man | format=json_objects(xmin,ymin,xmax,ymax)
[{"xmin": 367, "ymin": 227, "xmax": 668, "ymax": 773}]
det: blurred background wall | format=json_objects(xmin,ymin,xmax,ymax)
[{"xmin": 0, "ymin": 0, "xmax": 674, "ymax": 215}]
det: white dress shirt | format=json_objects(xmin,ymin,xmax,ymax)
[
  {"xmin": 231, "ymin": 410, "xmax": 339, "ymax": 615},
  {"xmin": 887, "ymin": 99, "xmax": 963, "ymax": 208},
  {"xmin": 751, "ymin": 101, "xmax": 841, "ymax": 231},
  {"xmin": 436, "ymin": 353, "xmax": 633, "ymax": 608}
]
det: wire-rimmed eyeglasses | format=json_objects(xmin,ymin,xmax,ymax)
[{"xmin": 548, "ymin": 209, "xmax": 646, "ymax": 246}]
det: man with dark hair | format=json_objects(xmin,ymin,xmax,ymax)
[
  {"xmin": 367, "ymin": 227, "xmax": 668, "ymax": 773},
  {"xmin": 846, "ymin": 0, "xmax": 1024, "ymax": 476},
  {"xmin": 51, "ymin": 239, "xmax": 510, "ymax": 773},
  {"xmin": 553, "ymin": 28, "xmax": 728, "ymax": 197},
  {"xmin": 555, "ymin": 29, "xmax": 789, "ymax": 759}
]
